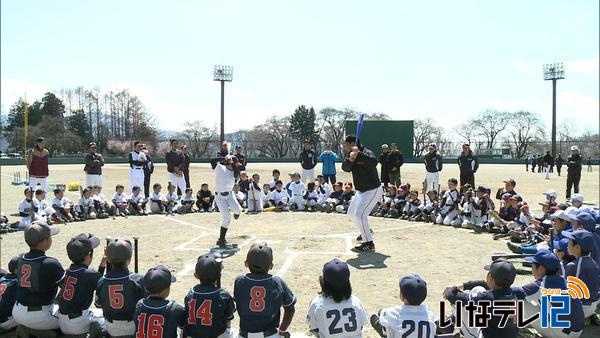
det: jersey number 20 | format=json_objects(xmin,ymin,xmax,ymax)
[
  {"xmin": 326, "ymin": 308, "xmax": 357, "ymax": 334},
  {"xmin": 401, "ymin": 320, "xmax": 431, "ymax": 338}
]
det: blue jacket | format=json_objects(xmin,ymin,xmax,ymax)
[{"xmin": 318, "ymin": 151, "xmax": 339, "ymax": 175}]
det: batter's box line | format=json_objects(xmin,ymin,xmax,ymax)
[
  {"xmin": 174, "ymin": 235, "xmax": 257, "ymax": 252},
  {"xmin": 148, "ymin": 215, "xmax": 218, "ymax": 233}
]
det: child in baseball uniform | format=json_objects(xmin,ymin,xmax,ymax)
[
  {"xmin": 238, "ymin": 171, "xmax": 250, "ymax": 195},
  {"xmin": 388, "ymin": 184, "xmax": 410, "ymax": 219},
  {"xmin": 165, "ymin": 183, "xmax": 179, "ymax": 214},
  {"xmin": 435, "ymin": 179, "xmax": 460, "ymax": 226},
  {"xmin": 402, "ymin": 191, "xmax": 421, "ymax": 220},
  {"xmin": 178, "ymin": 187, "xmax": 196, "ymax": 214},
  {"xmin": 415, "ymin": 190, "xmax": 438, "ymax": 222},
  {"xmin": 371, "ymin": 274, "xmax": 436, "ymax": 338},
  {"xmin": 307, "ymin": 259, "xmax": 368, "ymax": 337},
  {"xmin": 288, "ymin": 172, "xmax": 306, "ymax": 211},
  {"xmin": 52, "ymin": 188, "xmax": 77, "ymax": 222},
  {"xmin": 128, "ymin": 186, "xmax": 148, "ymax": 215},
  {"xmin": 233, "ymin": 184, "xmax": 246, "ymax": 209},
  {"xmin": 563, "ymin": 230, "xmax": 600, "ymax": 318},
  {"xmin": 247, "ymin": 174, "xmax": 263, "ymax": 213},
  {"xmin": 374, "ymin": 185, "xmax": 397, "ymax": 217},
  {"xmin": 75, "ymin": 187, "xmax": 96, "ymax": 220},
  {"xmin": 149, "ymin": 183, "xmax": 169, "ymax": 214},
  {"xmin": 262, "ymin": 184, "xmax": 272, "ymax": 208},
  {"xmin": 268, "ymin": 169, "xmax": 281, "ymax": 191},
  {"xmin": 33, "ymin": 190, "xmax": 59, "ymax": 224},
  {"xmin": 184, "ymin": 253, "xmax": 236, "ymax": 338},
  {"xmin": 0, "ymin": 257, "xmax": 19, "ymax": 332},
  {"xmin": 196, "ymin": 183, "xmax": 215, "ymax": 212},
  {"xmin": 303, "ymin": 182, "xmax": 319, "ymax": 211},
  {"xmin": 316, "ymin": 175, "xmax": 331, "ymax": 208},
  {"xmin": 92, "ymin": 185, "xmax": 110, "ymax": 218},
  {"xmin": 336, "ymin": 183, "xmax": 355, "ymax": 214},
  {"xmin": 112, "ymin": 184, "xmax": 129, "ymax": 217},
  {"xmin": 324, "ymin": 182, "xmax": 343, "ymax": 213},
  {"xmin": 269, "ymin": 180, "xmax": 290, "ymax": 211},
  {"xmin": 17, "ymin": 187, "xmax": 37, "ymax": 228}
]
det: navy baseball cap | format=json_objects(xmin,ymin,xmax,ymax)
[
  {"xmin": 67, "ymin": 233, "xmax": 100, "ymax": 262},
  {"xmin": 35, "ymin": 189, "xmax": 46, "ymax": 196},
  {"xmin": 24, "ymin": 187, "xmax": 34, "ymax": 194},
  {"xmin": 195, "ymin": 253, "xmax": 222, "ymax": 281},
  {"xmin": 529, "ymin": 249, "xmax": 560, "ymax": 273},
  {"xmin": 8, "ymin": 256, "xmax": 20, "ymax": 273},
  {"xmin": 106, "ymin": 238, "xmax": 132, "ymax": 263},
  {"xmin": 551, "ymin": 238, "xmax": 571, "ymax": 252},
  {"xmin": 247, "ymin": 242, "xmax": 273, "ymax": 273},
  {"xmin": 484, "ymin": 259, "xmax": 517, "ymax": 287},
  {"xmin": 574, "ymin": 213, "xmax": 595, "ymax": 232},
  {"xmin": 399, "ymin": 274, "xmax": 427, "ymax": 305},
  {"xmin": 503, "ymin": 179, "xmax": 516, "ymax": 187},
  {"xmin": 144, "ymin": 265, "xmax": 176, "ymax": 293},
  {"xmin": 25, "ymin": 222, "xmax": 60, "ymax": 246},
  {"xmin": 322, "ymin": 259, "xmax": 350, "ymax": 286},
  {"xmin": 562, "ymin": 230, "xmax": 595, "ymax": 252}
]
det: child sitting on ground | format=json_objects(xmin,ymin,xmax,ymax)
[
  {"xmin": 288, "ymin": 172, "xmax": 306, "ymax": 211},
  {"xmin": 303, "ymin": 182, "xmax": 318, "ymax": 212},
  {"xmin": 178, "ymin": 187, "xmax": 196, "ymax": 214},
  {"xmin": 34, "ymin": 190, "xmax": 60, "ymax": 224},
  {"xmin": 374, "ymin": 185, "xmax": 397, "ymax": 217},
  {"xmin": 112, "ymin": 184, "xmax": 129, "ymax": 217},
  {"xmin": 233, "ymin": 184, "xmax": 246, "ymax": 209},
  {"xmin": 196, "ymin": 183, "xmax": 214, "ymax": 212},
  {"xmin": 0, "ymin": 257, "xmax": 19, "ymax": 332},
  {"xmin": 150, "ymin": 183, "xmax": 169, "ymax": 214},
  {"xmin": 268, "ymin": 169, "xmax": 281, "ymax": 191},
  {"xmin": 247, "ymin": 174, "xmax": 263, "ymax": 213},
  {"xmin": 52, "ymin": 188, "xmax": 77, "ymax": 222},
  {"xmin": 435, "ymin": 179, "xmax": 460, "ymax": 226},
  {"xmin": 316, "ymin": 175, "xmax": 331, "ymax": 209},
  {"xmin": 269, "ymin": 180, "xmax": 290, "ymax": 211},
  {"xmin": 17, "ymin": 187, "xmax": 37, "ymax": 228},
  {"xmin": 164, "ymin": 183, "xmax": 179, "ymax": 214},
  {"xmin": 262, "ymin": 184, "xmax": 272, "ymax": 209},
  {"xmin": 323, "ymin": 182, "xmax": 343, "ymax": 213},
  {"xmin": 414, "ymin": 190, "xmax": 438, "ymax": 222},
  {"xmin": 92, "ymin": 185, "xmax": 110, "ymax": 219},
  {"xmin": 75, "ymin": 187, "xmax": 96, "ymax": 220},
  {"xmin": 402, "ymin": 191, "xmax": 421, "ymax": 220},
  {"xmin": 128, "ymin": 186, "xmax": 148, "ymax": 216},
  {"xmin": 335, "ymin": 183, "xmax": 355, "ymax": 214},
  {"xmin": 307, "ymin": 259, "xmax": 368, "ymax": 337}
]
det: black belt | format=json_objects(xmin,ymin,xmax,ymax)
[
  {"xmin": 60, "ymin": 311, "xmax": 83, "ymax": 319},
  {"xmin": 239, "ymin": 328, "xmax": 278, "ymax": 337},
  {"xmin": 106, "ymin": 318, "xmax": 133, "ymax": 323},
  {"xmin": 27, "ymin": 306, "xmax": 43, "ymax": 312},
  {"xmin": 219, "ymin": 192, "xmax": 230, "ymax": 196}
]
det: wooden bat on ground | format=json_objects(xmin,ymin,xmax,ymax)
[
  {"xmin": 491, "ymin": 253, "xmax": 535, "ymax": 261},
  {"xmin": 263, "ymin": 207, "xmax": 277, "ymax": 213}
]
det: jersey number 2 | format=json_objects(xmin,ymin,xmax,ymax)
[
  {"xmin": 136, "ymin": 313, "xmax": 165, "ymax": 338},
  {"xmin": 187, "ymin": 299, "xmax": 213, "ymax": 326},
  {"xmin": 20, "ymin": 264, "xmax": 32, "ymax": 288}
]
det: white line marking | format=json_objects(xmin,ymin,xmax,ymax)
[
  {"xmin": 173, "ymin": 233, "xmax": 214, "ymax": 251},
  {"xmin": 276, "ymin": 252, "xmax": 299, "ymax": 277},
  {"xmin": 376, "ymin": 223, "xmax": 422, "ymax": 233},
  {"xmin": 150, "ymin": 215, "xmax": 218, "ymax": 233},
  {"xmin": 176, "ymin": 262, "xmax": 196, "ymax": 278}
]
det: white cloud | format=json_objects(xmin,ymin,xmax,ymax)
[
  {"xmin": 0, "ymin": 78, "xmax": 49, "ymax": 110},
  {"xmin": 511, "ymin": 60, "xmax": 533, "ymax": 72},
  {"xmin": 566, "ymin": 55, "xmax": 599, "ymax": 73}
]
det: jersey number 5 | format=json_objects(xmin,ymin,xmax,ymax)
[
  {"xmin": 61, "ymin": 276, "xmax": 78, "ymax": 301},
  {"xmin": 249, "ymin": 286, "xmax": 266, "ymax": 312},
  {"xmin": 187, "ymin": 299, "xmax": 213, "ymax": 326},
  {"xmin": 108, "ymin": 284, "xmax": 124, "ymax": 309},
  {"xmin": 136, "ymin": 313, "xmax": 165, "ymax": 338}
]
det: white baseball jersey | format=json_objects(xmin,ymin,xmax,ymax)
[
  {"xmin": 289, "ymin": 181, "xmax": 306, "ymax": 197},
  {"xmin": 76, "ymin": 196, "xmax": 94, "ymax": 208},
  {"xmin": 378, "ymin": 304, "xmax": 436, "ymax": 338},
  {"xmin": 307, "ymin": 295, "xmax": 368, "ymax": 338},
  {"xmin": 112, "ymin": 192, "xmax": 128, "ymax": 204},
  {"xmin": 215, "ymin": 163, "xmax": 235, "ymax": 192},
  {"xmin": 93, "ymin": 193, "xmax": 107, "ymax": 203},
  {"xmin": 165, "ymin": 192, "xmax": 179, "ymax": 203},
  {"xmin": 305, "ymin": 191, "xmax": 318, "ymax": 201},
  {"xmin": 149, "ymin": 192, "xmax": 165, "ymax": 202},
  {"xmin": 262, "ymin": 191, "xmax": 271, "ymax": 202},
  {"xmin": 129, "ymin": 193, "xmax": 145, "ymax": 204},
  {"xmin": 18, "ymin": 199, "xmax": 34, "ymax": 215},
  {"xmin": 34, "ymin": 198, "xmax": 54, "ymax": 216},
  {"xmin": 52, "ymin": 196, "xmax": 71, "ymax": 208},
  {"xmin": 181, "ymin": 195, "xmax": 195, "ymax": 204},
  {"xmin": 270, "ymin": 189, "xmax": 290, "ymax": 204},
  {"xmin": 268, "ymin": 178, "xmax": 278, "ymax": 190},
  {"xmin": 317, "ymin": 183, "xmax": 331, "ymax": 203},
  {"xmin": 129, "ymin": 151, "xmax": 147, "ymax": 169},
  {"xmin": 443, "ymin": 189, "xmax": 460, "ymax": 207},
  {"xmin": 234, "ymin": 191, "xmax": 246, "ymax": 202}
]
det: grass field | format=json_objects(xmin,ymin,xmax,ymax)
[{"xmin": 0, "ymin": 162, "xmax": 598, "ymax": 337}]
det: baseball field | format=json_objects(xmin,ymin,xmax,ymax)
[{"xmin": 1, "ymin": 162, "xmax": 598, "ymax": 337}]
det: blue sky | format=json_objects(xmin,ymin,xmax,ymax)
[{"xmin": 1, "ymin": 0, "xmax": 598, "ymax": 135}]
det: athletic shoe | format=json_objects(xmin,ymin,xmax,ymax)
[
  {"xmin": 216, "ymin": 239, "xmax": 233, "ymax": 249},
  {"xmin": 470, "ymin": 223, "xmax": 484, "ymax": 234},
  {"xmin": 233, "ymin": 213, "xmax": 240, "ymax": 220},
  {"xmin": 506, "ymin": 242, "xmax": 521, "ymax": 254},
  {"xmin": 353, "ymin": 242, "xmax": 375, "ymax": 252},
  {"xmin": 370, "ymin": 314, "xmax": 385, "ymax": 337},
  {"xmin": 591, "ymin": 313, "xmax": 600, "ymax": 326}
]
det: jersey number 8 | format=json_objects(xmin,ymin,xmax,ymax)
[{"xmin": 249, "ymin": 286, "xmax": 266, "ymax": 312}]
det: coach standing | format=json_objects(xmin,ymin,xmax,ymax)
[
  {"xmin": 235, "ymin": 145, "xmax": 247, "ymax": 171},
  {"xmin": 128, "ymin": 141, "xmax": 148, "ymax": 195},
  {"xmin": 83, "ymin": 142, "xmax": 104, "ymax": 187},
  {"xmin": 423, "ymin": 143, "xmax": 443, "ymax": 192},
  {"xmin": 27, "ymin": 137, "xmax": 49, "ymax": 192},
  {"xmin": 165, "ymin": 138, "xmax": 187, "ymax": 196},
  {"xmin": 142, "ymin": 144, "xmax": 154, "ymax": 198},
  {"xmin": 386, "ymin": 143, "xmax": 404, "ymax": 187},
  {"xmin": 457, "ymin": 143, "xmax": 479, "ymax": 191},
  {"xmin": 318, "ymin": 144, "xmax": 339, "ymax": 185},
  {"xmin": 181, "ymin": 144, "xmax": 191, "ymax": 188},
  {"xmin": 566, "ymin": 145, "xmax": 583, "ymax": 199},
  {"xmin": 379, "ymin": 144, "xmax": 390, "ymax": 187},
  {"xmin": 300, "ymin": 140, "xmax": 317, "ymax": 184}
]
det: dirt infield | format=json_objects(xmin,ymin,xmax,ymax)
[{"xmin": 0, "ymin": 162, "xmax": 598, "ymax": 337}]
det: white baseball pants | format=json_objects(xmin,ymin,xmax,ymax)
[
  {"xmin": 301, "ymin": 168, "xmax": 315, "ymax": 184},
  {"xmin": 106, "ymin": 320, "xmax": 135, "ymax": 337},
  {"xmin": 58, "ymin": 309, "xmax": 105, "ymax": 334},
  {"xmin": 167, "ymin": 171, "xmax": 187, "ymax": 194},
  {"xmin": 129, "ymin": 168, "xmax": 145, "ymax": 195},
  {"xmin": 347, "ymin": 186, "xmax": 383, "ymax": 243},
  {"xmin": 29, "ymin": 176, "xmax": 47, "ymax": 193},
  {"xmin": 215, "ymin": 192, "xmax": 242, "ymax": 228},
  {"xmin": 291, "ymin": 195, "xmax": 304, "ymax": 210},
  {"xmin": 425, "ymin": 171, "xmax": 440, "ymax": 192},
  {"xmin": 86, "ymin": 174, "xmax": 103, "ymax": 188},
  {"xmin": 12, "ymin": 303, "xmax": 58, "ymax": 330}
]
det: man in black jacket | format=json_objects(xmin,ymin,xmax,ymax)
[
  {"xmin": 423, "ymin": 143, "xmax": 443, "ymax": 192},
  {"xmin": 386, "ymin": 143, "xmax": 404, "ymax": 187},
  {"xmin": 543, "ymin": 151, "xmax": 552, "ymax": 179},
  {"xmin": 300, "ymin": 140, "xmax": 317, "ymax": 184},
  {"xmin": 142, "ymin": 145, "xmax": 154, "ymax": 198},
  {"xmin": 165, "ymin": 138, "xmax": 186, "ymax": 197},
  {"xmin": 555, "ymin": 154, "xmax": 564, "ymax": 176},
  {"xmin": 566, "ymin": 146, "xmax": 583, "ymax": 198},
  {"xmin": 341, "ymin": 135, "xmax": 382, "ymax": 253},
  {"xmin": 457, "ymin": 144, "xmax": 479, "ymax": 192},
  {"xmin": 84, "ymin": 142, "xmax": 104, "ymax": 188},
  {"xmin": 379, "ymin": 144, "xmax": 390, "ymax": 188},
  {"xmin": 235, "ymin": 145, "xmax": 247, "ymax": 171}
]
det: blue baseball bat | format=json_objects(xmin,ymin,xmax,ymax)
[{"xmin": 355, "ymin": 113, "xmax": 364, "ymax": 145}]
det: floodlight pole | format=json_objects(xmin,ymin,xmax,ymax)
[
  {"xmin": 213, "ymin": 65, "xmax": 233, "ymax": 143},
  {"xmin": 543, "ymin": 63, "xmax": 565, "ymax": 158}
]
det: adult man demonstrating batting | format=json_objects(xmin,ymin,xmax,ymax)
[
  {"xmin": 342, "ymin": 133, "xmax": 382, "ymax": 253},
  {"xmin": 210, "ymin": 153, "xmax": 242, "ymax": 249}
]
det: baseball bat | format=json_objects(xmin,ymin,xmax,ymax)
[
  {"xmin": 491, "ymin": 253, "xmax": 534, "ymax": 261},
  {"xmin": 355, "ymin": 113, "xmax": 364, "ymax": 145},
  {"xmin": 263, "ymin": 207, "xmax": 277, "ymax": 213},
  {"xmin": 105, "ymin": 236, "xmax": 113, "ymax": 273},
  {"xmin": 133, "ymin": 236, "xmax": 139, "ymax": 273}
]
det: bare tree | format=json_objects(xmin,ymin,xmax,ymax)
[
  {"xmin": 507, "ymin": 111, "xmax": 545, "ymax": 158},
  {"xmin": 316, "ymin": 108, "xmax": 359, "ymax": 148},
  {"xmin": 413, "ymin": 118, "xmax": 443, "ymax": 157},
  {"xmin": 470, "ymin": 109, "xmax": 511, "ymax": 149},
  {"xmin": 177, "ymin": 120, "xmax": 217, "ymax": 157},
  {"xmin": 248, "ymin": 116, "xmax": 294, "ymax": 157}
]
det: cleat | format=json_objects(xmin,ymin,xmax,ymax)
[
  {"xmin": 233, "ymin": 213, "xmax": 240, "ymax": 220},
  {"xmin": 506, "ymin": 242, "xmax": 521, "ymax": 254},
  {"xmin": 353, "ymin": 242, "xmax": 375, "ymax": 253},
  {"xmin": 370, "ymin": 314, "xmax": 385, "ymax": 337}
]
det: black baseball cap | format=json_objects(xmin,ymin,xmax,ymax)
[
  {"xmin": 36, "ymin": 137, "xmax": 44, "ymax": 142},
  {"xmin": 344, "ymin": 135, "xmax": 357, "ymax": 143},
  {"xmin": 316, "ymin": 175, "xmax": 324, "ymax": 180},
  {"xmin": 88, "ymin": 142, "xmax": 97, "ymax": 147},
  {"xmin": 399, "ymin": 274, "xmax": 427, "ymax": 305},
  {"xmin": 25, "ymin": 222, "xmax": 60, "ymax": 246},
  {"xmin": 247, "ymin": 242, "xmax": 273, "ymax": 273},
  {"xmin": 484, "ymin": 258, "xmax": 517, "ymax": 287},
  {"xmin": 476, "ymin": 186, "xmax": 487, "ymax": 193},
  {"xmin": 144, "ymin": 265, "xmax": 176, "ymax": 293},
  {"xmin": 8, "ymin": 256, "xmax": 20, "ymax": 273},
  {"xmin": 67, "ymin": 233, "xmax": 100, "ymax": 262},
  {"xmin": 195, "ymin": 253, "xmax": 222, "ymax": 281},
  {"xmin": 503, "ymin": 178, "xmax": 516, "ymax": 187},
  {"xmin": 322, "ymin": 259, "xmax": 350, "ymax": 286},
  {"xmin": 35, "ymin": 189, "xmax": 46, "ymax": 196},
  {"xmin": 24, "ymin": 187, "xmax": 34, "ymax": 194},
  {"xmin": 106, "ymin": 238, "xmax": 132, "ymax": 263},
  {"xmin": 562, "ymin": 230, "xmax": 595, "ymax": 252},
  {"xmin": 529, "ymin": 249, "xmax": 560, "ymax": 273}
]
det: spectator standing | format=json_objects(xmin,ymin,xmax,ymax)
[
  {"xmin": 165, "ymin": 138, "xmax": 186, "ymax": 196},
  {"xmin": 566, "ymin": 146, "xmax": 582, "ymax": 199},
  {"xmin": 531, "ymin": 155, "xmax": 537, "ymax": 173},
  {"xmin": 457, "ymin": 143, "xmax": 479, "ymax": 191},
  {"xmin": 587, "ymin": 156, "xmax": 593, "ymax": 172},
  {"xmin": 235, "ymin": 145, "xmax": 247, "ymax": 171},
  {"xmin": 386, "ymin": 143, "xmax": 404, "ymax": 187},
  {"xmin": 543, "ymin": 151, "xmax": 552, "ymax": 180},
  {"xmin": 379, "ymin": 144, "xmax": 390, "ymax": 187},
  {"xmin": 555, "ymin": 153, "xmax": 564, "ymax": 176},
  {"xmin": 142, "ymin": 145, "xmax": 154, "ymax": 198},
  {"xmin": 83, "ymin": 142, "xmax": 104, "ymax": 188},
  {"xmin": 318, "ymin": 144, "xmax": 339, "ymax": 185},
  {"xmin": 536, "ymin": 154, "xmax": 543, "ymax": 173},
  {"xmin": 181, "ymin": 144, "xmax": 191, "ymax": 188},
  {"xmin": 300, "ymin": 140, "xmax": 318, "ymax": 184},
  {"xmin": 27, "ymin": 137, "xmax": 50, "ymax": 192},
  {"xmin": 423, "ymin": 143, "xmax": 443, "ymax": 192},
  {"xmin": 128, "ymin": 141, "xmax": 148, "ymax": 195},
  {"xmin": 525, "ymin": 155, "xmax": 530, "ymax": 172}
]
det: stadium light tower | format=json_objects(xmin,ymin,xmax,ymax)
[
  {"xmin": 543, "ymin": 62, "xmax": 565, "ymax": 158},
  {"xmin": 213, "ymin": 65, "xmax": 233, "ymax": 143}
]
